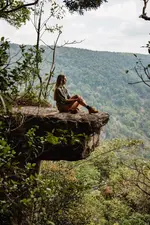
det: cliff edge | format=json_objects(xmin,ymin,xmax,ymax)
[{"xmin": 2, "ymin": 106, "xmax": 109, "ymax": 166}]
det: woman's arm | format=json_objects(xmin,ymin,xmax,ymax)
[{"xmin": 55, "ymin": 88, "xmax": 78, "ymax": 103}]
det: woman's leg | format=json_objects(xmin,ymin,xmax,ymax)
[
  {"xmin": 75, "ymin": 96, "xmax": 98, "ymax": 113},
  {"xmin": 70, "ymin": 95, "xmax": 87, "ymax": 107},
  {"xmin": 63, "ymin": 95, "xmax": 98, "ymax": 113},
  {"xmin": 62, "ymin": 101, "xmax": 79, "ymax": 112},
  {"xmin": 77, "ymin": 96, "xmax": 87, "ymax": 107},
  {"xmin": 67, "ymin": 101, "xmax": 79, "ymax": 111}
]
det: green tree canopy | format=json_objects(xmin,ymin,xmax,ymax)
[
  {"xmin": 0, "ymin": 0, "xmax": 36, "ymax": 27},
  {"xmin": 63, "ymin": 0, "xmax": 107, "ymax": 14}
]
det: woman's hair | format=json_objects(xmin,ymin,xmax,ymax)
[
  {"xmin": 55, "ymin": 74, "xmax": 65, "ymax": 88},
  {"xmin": 54, "ymin": 74, "xmax": 65, "ymax": 100}
]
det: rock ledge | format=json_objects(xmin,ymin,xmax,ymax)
[{"xmin": 3, "ymin": 106, "xmax": 109, "ymax": 166}]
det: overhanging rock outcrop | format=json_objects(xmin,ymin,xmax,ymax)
[{"xmin": 6, "ymin": 107, "xmax": 109, "ymax": 163}]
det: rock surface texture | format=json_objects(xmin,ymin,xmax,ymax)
[{"xmin": 5, "ymin": 107, "xmax": 109, "ymax": 164}]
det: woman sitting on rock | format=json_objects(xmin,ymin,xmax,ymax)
[{"xmin": 54, "ymin": 74, "xmax": 98, "ymax": 114}]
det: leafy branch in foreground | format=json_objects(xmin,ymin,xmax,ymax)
[
  {"xmin": 0, "ymin": 0, "xmax": 32, "ymax": 28},
  {"xmin": 0, "ymin": 37, "xmax": 25, "ymax": 112},
  {"xmin": 0, "ymin": 121, "xmax": 90, "ymax": 225},
  {"xmin": 0, "ymin": 0, "xmax": 39, "ymax": 13}
]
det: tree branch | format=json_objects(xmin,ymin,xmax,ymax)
[
  {"xmin": 0, "ymin": 0, "xmax": 40, "ymax": 14},
  {"xmin": 128, "ymin": 80, "xmax": 150, "ymax": 85},
  {"xmin": 61, "ymin": 39, "xmax": 84, "ymax": 47},
  {"xmin": 44, "ymin": 30, "xmax": 62, "ymax": 98},
  {"xmin": 0, "ymin": 0, "xmax": 10, "ymax": 12},
  {"xmin": 139, "ymin": 0, "xmax": 150, "ymax": 21},
  {"xmin": 40, "ymin": 39, "xmax": 53, "ymax": 50}
]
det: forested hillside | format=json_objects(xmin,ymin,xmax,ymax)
[{"xmin": 10, "ymin": 43, "xmax": 150, "ymax": 143}]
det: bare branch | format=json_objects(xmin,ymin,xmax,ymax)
[
  {"xmin": 40, "ymin": 29, "xmax": 46, "ymax": 39},
  {"xmin": 121, "ymin": 173, "xmax": 150, "ymax": 196},
  {"xmin": 44, "ymin": 30, "xmax": 62, "ymax": 98},
  {"xmin": 130, "ymin": 65, "xmax": 150, "ymax": 87},
  {"xmin": 40, "ymin": 39, "xmax": 53, "ymax": 50},
  {"xmin": 136, "ymin": 183, "xmax": 150, "ymax": 196},
  {"xmin": 139, "ymin": 0, "xmax": 150, "ymax": 21},
  {"xmin": 144, "ymin": 66, "xmax": 150, "ymax": 79},
  {"xmin": 30, "ymin": 17, "xmax": 38, "ymax": 32},
  {"xmin": 61, "ymin": 39, "xmax": 85, "ymax": 47},
  {"xmin": 120, "ymin": 160, "xmax": 150, "ymax": 195},
  {"xmin": 128, "ymin": 80, "xmax": 150, "ymax": 86},
  {"xmin": 41, "ymin": 14, "xmax": 52, "ymax": 31}
]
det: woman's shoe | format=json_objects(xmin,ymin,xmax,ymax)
[{"xmin": 88, "ymin": 107, "xmax": 98, "ymax": 114}]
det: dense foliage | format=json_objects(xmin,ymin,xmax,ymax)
[
  {"xmin": 0, "ymin": 0, "xmax": 31, "ymax": 28},
  {"xmin": 63, "ymin": 0, "xmax": 107, "ymax": 14},
  {"xmin": 1, "ymin": 137, "xmax": 150, "ymax": 225}
]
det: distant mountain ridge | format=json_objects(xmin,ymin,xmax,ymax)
[{"xmin": 10, "ymin": 43, "xmax": 150, "ymax": 143}]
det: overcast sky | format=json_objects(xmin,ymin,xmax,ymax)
[{"xmin": 0, "ymin": 0, "xmax": 150, "ymax": 54}]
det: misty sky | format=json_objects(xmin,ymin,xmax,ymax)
[{"xmin": 0, "ymin": 0, "xmax": 150, "ymax": 54}]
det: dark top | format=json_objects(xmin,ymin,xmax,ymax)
[{"xmin": 55, "ymin": 86, "xmax": 70, "ymax": 108}]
